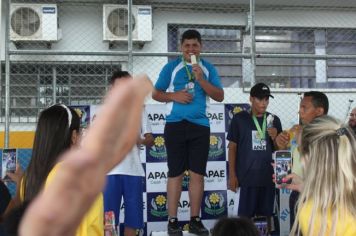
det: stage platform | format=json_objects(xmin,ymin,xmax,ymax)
[{"xmin": 150, "ymin": 231, "xmax": 211, "ymax": 236}]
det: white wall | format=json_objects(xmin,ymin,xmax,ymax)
[
  {"xmin": 1, "ymin": 4, "xmax": 356, "ymax": 130},
  {"xmin": 254, "ymin": 10, "xmax": 356, "ymax": 28},
  {"xmin": 3, "ymin": 5, "xmax": 356, "ymax": 63}
]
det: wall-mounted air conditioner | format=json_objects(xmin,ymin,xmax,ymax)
[
  {"xmin": 103, "ymin": 4, "xmax": 152, "ymax": 42},
  {"xmin": 10, "ymin": 3, "xmax": 59, "ymax": 42}
]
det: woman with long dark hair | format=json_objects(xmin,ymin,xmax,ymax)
[
  {"xmin": 20, "ymin": 104, "xmax": 103, "ymax": 236},
  {"xmin": 23, "ymin": 105, "xmax": 80, "ymax": 201}
]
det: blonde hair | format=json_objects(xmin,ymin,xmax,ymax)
[{"xmin": 291, "ymin": 115, "xmax": 356, "ymax": 236}]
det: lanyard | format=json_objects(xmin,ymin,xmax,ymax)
[
  {"xmin": 182, "ymin": 57, "xmax": 195, "ymax": 82},
  {"xmin": 252, "ymin": 113, "xmax": 267, "ymax": 140}
]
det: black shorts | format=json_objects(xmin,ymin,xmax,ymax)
[
  {"xmin": 164, "ymin": 120, "xmax": 210, "ymax": 177},
  {"xmin": 238, "ymin": 185, "xmax": 275, "ymax": 217}
]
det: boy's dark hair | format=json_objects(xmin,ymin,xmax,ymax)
[
  {"xmin": 109, "ymin": 70, "xmax": 131, "ymax": 85},
  {"xmin": 212, "ymin": 217, "xmax": 259, "ymax": 236},
  {"xmin": 304, "ymin": 91, "xmax": 329, "ymax": 115},
  {"xmin": 181, "ymin": 29, "xmax": 202, "ymax": 44}
]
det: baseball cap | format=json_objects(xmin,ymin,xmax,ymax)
[{"xmin": 250, "ymin": 83, "xmax": 274, "ymax": 98}]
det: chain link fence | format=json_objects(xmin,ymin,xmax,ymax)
[{"xmin": 1, "ymin": 0, "xmax": 356, "ymax": 195}]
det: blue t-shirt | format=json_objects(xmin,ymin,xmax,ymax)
[
  {"xmin": 155, "ymin": 57, "xmax": 222, "ymax": 127},
  {"xmin": 227, "ymin": 111, "xmax": 282, "ymax": 187}
]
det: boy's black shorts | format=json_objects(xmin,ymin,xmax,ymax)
[{"xmin": 164, "ymin": 120, "xmax": 210, "ymax": 177}]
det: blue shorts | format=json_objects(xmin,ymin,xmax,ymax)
[
  {"xmin": 238, "ymin": 186, "xmax": 275, "ymax": 217},
  {"xmin": 103, "ymin": 175, "xmax": 144, "ymax": 229}
]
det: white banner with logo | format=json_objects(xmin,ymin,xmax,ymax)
[{"xmin": 84, "ymin": 103, "xmax": 289, "ymax": 236}]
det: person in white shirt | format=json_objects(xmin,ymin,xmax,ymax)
[{"xmin": 103, "ymin": 71, "xmax": 154, "ymax": 236}]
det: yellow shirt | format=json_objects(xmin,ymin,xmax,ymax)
[
  {"xmin": 291, "ymin": 147, "xmax": 303, "ymax": 177},
  {"xmin": 46, "ymin": 164, "xmax": 104, "ymax": 236},
  {"xmin": 21, "ymin": 164, "xmax": 104, "ymax": 236},
  {"xmin": 299, "ymin": 201, "xmax": 356, "ymax": 236},
  {"xmin": 288, "ymin": 126, "xmax": 303, "ymax": 177}
]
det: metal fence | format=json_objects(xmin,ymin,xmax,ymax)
[{"xmin": 1, "ymin": 0, "xmax": 356, "ymax": 148}]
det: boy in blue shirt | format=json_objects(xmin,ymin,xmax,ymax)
[{"xmin": 153, "ymin": 29, "xmax": 224, "ymax": 236}]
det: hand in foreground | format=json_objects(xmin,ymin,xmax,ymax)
[
  {"xmin": 140, "ymin": 133, "xmax": 154, "ymax": 148},
  {"xmin": 192, "ymin": 64, "xmax": 204, "ymax": 81},
  {"xmin": 279, "ymin": 173, "xmax": 303, "ymax": 192},
  {"xmin": 19, "ymin": 74, "xmax": 153, "ymax": 236},
  {"xmin": 6, "ymin": 163, "xmax": 24, "ymax": 184},
  {"xmin": 273, "ymin": 172, "xmax": 303, "ymax": 193},
  {"xmin": 275, "ymin": 131, "xmax": 290, "ymax": 150}
]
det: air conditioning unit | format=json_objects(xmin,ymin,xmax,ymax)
[
  {"xmin": 103, "ymin": 5, "xmax": 152, "ymax": 42},
  {"xmin": 10, "ymin": 3, "xmax": 59, "ymax": 41}
]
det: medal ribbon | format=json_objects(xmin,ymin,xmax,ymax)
[
  {"xmin": 182, "ymin": 56, "xmax": 195, "ymax": 82},
  {"xmin": 252, "ymin": 113, "xmax": 267, "ymax": 140}
]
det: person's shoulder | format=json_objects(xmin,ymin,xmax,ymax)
[
  {"xmin": 267, "ymin": 112, "xmax": 281, "ymax": 120},
  {"xmin": 46, "ymin": 163, "xmax": 62, "ymax": 186},
  {"xmin": 232, "ymin": 111, "xmax": 250, "ymax": 122},
  {"xmin": 166, "ymin": 57, "xmax": 181, "ymax": 67},
  {"xmin": 236, "ymin": 110, "xmax": 250, "ymax": 118},
  {"xmin": 160, "ymin": 58, "xmax": 182, "ymax": 73}
]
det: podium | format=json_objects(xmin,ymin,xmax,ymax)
[{"xmin": 150, "ymin": 231, "xmax": 210, "ymax": 236}]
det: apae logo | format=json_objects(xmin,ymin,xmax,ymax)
[
  {"xmin": 120, "ymin": 200, "xmax": 146, "ymax": 210},
  {"xmin": 228, "ymin": 106, "xmax": 246, "ymax": 122},
  {"xmin": 206, "ymin": 170, "xmax": 225, "ymax": 178},
  {"xmin": 181, "ymin": 170, "xmax": 190, "ymax": 190},
  {"xmin": 182, "ymin": 223, "xmax": 190, "ymax": 232},
  {"xmin": 147, "ymin": 171, "xmax": 168, "ymax": 185},
  {"xmin": 148, "ymin": 113, "xmax": 166, "ymax": 128},
  {"xmin": 224, "ymin": 104, "xmax": 251, "ymax": 128},
  {"xmin": 204, "ymin": 162, "xmax": 227, "ymax": 189},
  {"xmin": 178, "ymin": 199, "xmax": 190, "ymax": 214},
  {"xmin": 148, "ymin": 113, "xmax": 166, "ymax": 122},
  {"xmin": 178, "ymin": 200, "xmax": 190, "ymax": 208},
  {"xmin": 148, "ymin": 136, "xmax": 167, "ymax": 161},
  {"xmin": 208, "ymin": 135, "xmax": 224, "ymax": 160},
  {"xmin": 204, "ymin": 192, "xmax": 226, "ymax": 217},
  {"xmin": 207, "ymin": 112, "xmax": 224, "ymax": 121},
  {"xmin": 229, "ymin": 198, "xmax": 234, "ymax": 207},
  {"xmin": 252, "ymin": 131, "xmax": 266, "ymax": 151},
  {"xmin": 150, "ymin": 194, "xmax": 168, "ymax": 218}
]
